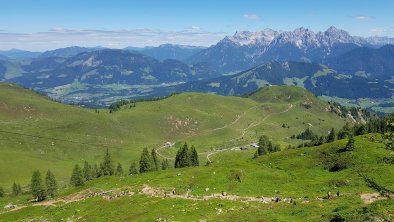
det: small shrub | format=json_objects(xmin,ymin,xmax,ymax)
[
  {"xmin": 228, "ymin": 170, "xmax": 244, "ymax": 183},
  {"xmin": 320, "ymin": 149, "xmax": 353, "ymax": 172},
  {"xmin": 0, "ymin": 186, "xmax": 5, "ymax": 197}
]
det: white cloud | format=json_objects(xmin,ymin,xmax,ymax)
[
  {"xmin": 243, "ymin": 14, "xmax": 260, "ymax": 20},
  {"xmin": 370, "ymin": 28, "xmax": 386, "ymax": 33},
  {"xmin": 352, "ymin": 15, "xmax": 372, "ymax": 20},
  {"xmin": 0, "ymin": 28, "xmax": 227, "ymax": 51}
]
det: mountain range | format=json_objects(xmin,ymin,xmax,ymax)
[
  {"xmin": 0, "ymin": 26, "xmax": 393, "ymax": 111},
  {"xmin": 0, "ymin": 44, "xmax": 206, "ymax": 61},
  {"xmin": 188, "ymin": 26, "xmax": 394, "ymax": 73},
  {"xmin": 126, "ymin": 44, "xmax": 206, "ymax": 61}
]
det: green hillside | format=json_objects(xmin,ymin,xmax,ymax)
[
  {"xmin": 1, "ymin": 84, "xmax": 348, "ymax": 187},
  {"xmin": 0, "ymin": 134, "xmax": 392, "ymax": 221}
]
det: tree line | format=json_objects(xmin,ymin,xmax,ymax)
[
  {"xmin": 254, "ymin": 135, "xmax": 281, "ymax": 157},
  {"xmin": 293, "ymin": 114, "xmax": 394, "ymax": 149},
  {"xmin": 70, "ymin": 144, "xmax": 199, "ymax": 188},
  {"xmin": 0, "ymin": 143, "xmax": 199, "ymax": 202},
  {"xmin": 108, "ymin": 92, "xmax": 180, "ymax": 113}
]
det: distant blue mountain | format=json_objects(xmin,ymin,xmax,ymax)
[
  {"xmin": 125, "ymin": 44, "xmax": 205, "ymax": 61},
  {"xmin": 7, "ymin": 49, "xmax": 219, "ymax": 88},
  {"xmin": 0, "ymin": 49, "xmax": 41, "ymax": 59},
  {"xmin": 40, "ymin": 46, "xmax": 105, "ymax": 58}
]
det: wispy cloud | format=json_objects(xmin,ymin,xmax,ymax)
[
  {"xmin": 351, "ymin": 15, "xmax": 372, "ymax": 20},
  {"xmin": 243, "ymin": 14, "xmax": 260, "ymax": 20},
  {"xmin": 0, "ymin": 28, "xmax": 227, "ymax": 51},
  {"xmin": 370, "ymin": 28, "xmax": 386, "ymax": 33}
]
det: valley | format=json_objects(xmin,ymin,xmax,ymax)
[
  {"xmin": 1, "ymin": 2, "xmax": 394, "ymax": 221},
  {"xmin": 0, "ymin": 84, "xmax": 350, "ymax": 187}
]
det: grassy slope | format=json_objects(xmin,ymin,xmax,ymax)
[
  {"xmin": 0, "ymin": 84, "xmax": 345, "ymax": 188},
  {"xmin": 0, "ymin": 134, "xmax": 392, "ymax": 221}
]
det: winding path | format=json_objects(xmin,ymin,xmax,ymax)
[
  {"xmin": 155, "ymin": 103, "xmax": 294, "ymax": 163},
  {"xmin": 155, "ymin": 144, "xmax": 175, "ymax": 160},
  {"xmin": 205, "ymin": 104, "xmax": 294, "ymax": 162},
  {"xmin": 141, "ymin": 185, "xmax": 310, "ymax": 204}
]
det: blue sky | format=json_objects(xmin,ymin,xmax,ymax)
[{"xmin": 0, "ymin": 0, "xmax": 393, "ymax": 51}]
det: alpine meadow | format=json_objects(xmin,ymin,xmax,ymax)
[{"xmin": 0, "ymin": 1, "xmax": 393, "ymax": 221}]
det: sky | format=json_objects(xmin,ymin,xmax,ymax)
[{"xmin": 0, "ymin": 0, "xmax": 393, "ymax": 51}]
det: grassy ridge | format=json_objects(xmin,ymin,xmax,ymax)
[{"xmin": 0, "ymin": 84, "xmax": 345, "ymax": 187}]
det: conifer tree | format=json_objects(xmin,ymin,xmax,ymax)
[
  {"xmin": 70, "ymin": 164, "xmax": 84, "ymax": 187},
  {"xmin": 272, "ymin": 144, "xmax": 281, "ymax": 152},
  {"xmin": 345, "ymin": 134, "xmax": 355, "ymax": 151},
  {"xmin": 355, "ymin": 124, "xmax": 367, "ymax": 135},
  {"xmin": 175, "ymin": 143, "xmax": 191, "ymax": 168},
  {"xmin": 327, "ymin": 128, "xmax": 336, "ymax": 143},
  {"xmin": 267, "ymin": 141, "xmax": 274, "ymax": 152},
  {"xmin": 318, "ymin": 136, "xmax": 325, "ymax": 145},
  {"xmin": 31, "ymin": 170, "xmax": 46, "ymax": 201},
  {"xmin": 0, "ymin": 186, "xmax": 4, "ymax": 197},
  {"xmin": 338, "ymin": 122, "xmax": 352, "ymax": 139},
  {"xmin": 102, "ymin": 149, "xmax": 114, "ymax": 176},
  {"xmin": 161, "ymin": 159, "xmax": 170, "ymax": 170},
  {"xmin": 129, "ymin": 161, "xmax": 139, "ymax": 175},
  {"xmin": 12, "ymin": 183, "xmax": 17, "ymax": 196},
  {"xmin": 83, "ymin": 161, "xmax": 93, "ymax": 181},
  {"xmin": 257, "ymin": 136, "xmax": 269, "ymax": 156},
  {"xmin": 151, "ymin": 148, "xmax": 159, "ymax": 170},
  {"xmin": 190, "ymin": 145, "xmax": 199, "ymax": 166},
  {"xmin": 17, "ymin": 184, "xmax": 22, "ymax": 195},
  {"xmin": 115, "ymin": 163, "xmax": 124, "ymax": 176},
  {"xmin": 12, "ymin": 182, "xmax": 22, "ymax": 196},
  {"xmin": 139, "ymin": 148, "xmax": 153, "ymax": 173},
  {"xmin": 91, "ymin": 163, "xmax": 99, "ymax": 179},
  {"xmin": 99, "ymin": 163, "xmax": 105, "ymax": 177},
  {"xmin": 45, "ymin": 170, "xmax": 57, "ymax": 198}
]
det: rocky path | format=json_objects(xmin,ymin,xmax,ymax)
[{"xmin": 141, "ymin": 185, "xmax": 300, "ymax": 204}]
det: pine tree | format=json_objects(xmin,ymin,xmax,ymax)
[
  {"xmin": 175, "ymin": 143, "xmax": 191, "ymax": 168},
  {"xmin": 70, "ymin": 164, "xmax": 84, "ymax": 187},
  {"xmin": 272, "ymin": 144, "xmax": 281, "ymax": 152},
  {"xmin": 190, "ymin": 145, "xmax": 199, "ymax": 166},
  {"xmin": 99, "ymin": 163, "xmax": 105, "ymax": 177},
  {"xmin": 318, "ymin": 136, "xmax": 325, "ymax": 145},
  {"xmin": 30, "ymin": 170, "xmax": 46, "ymax": 201},
  {"xmin": 102, "ymin": 149, "xmax": 114, "ymax": 176},
  {"xmin": 345, "ymin": 134, "xmax": 355, "ymax": 151},
  {"xmin": 257, "ymin": 136, "xmax": 269, "ymax": 156},
  {"xmin": 12, "ymin": 183, "xmax": 17, "ymax": 196},
  {"xmin": 12, "ymin": 182, "xmax": 22, "ymax": 196},
  {"xmin": 151, "ymin": 148, "xmax": 159, "ymax": 170},
  {"xmin": 338, "ymin": 122, "xmax": 352, "ymax": 139},
  {"xmin": 45, "ymin": 170, "xmax": 57, "ymax": 198},
  {"xmin": 0, "ymin": 186, "xmax": 4, "ymax": 197},
  {"xmin": 17, "ymin": 184, "xmax": 22, "ymax": 195},
  {"xmin": 355, "ymin": 124, "xmax": 367, "ymax": 135},
  {"xmin": 92, "ymin": 163, "xmax": 99, "ymax": 179},
  {"xmin": 139, "ymin": 148, "xmax": 153, "ymax": 173},
  {"xmin": 327, "ymin": 128, "xmax": 336, "ymax": 143},
  {"xmin": 161, "ymin": 159, "xmax": 170, "ymax": 170},
  {"xmin": 115, "ymin": 163, "xmax": 124, "ymax": 176},
  {"xmin": 129, "ymin": 161, "xmax": 138, "ymax": 175},
  {"xmin": 82, "ymin": 161, "xmax": 92, "ymax": 181},
  {"xmin": 267, "ymin": 141, "xmax": 274, "ymax": 152}
]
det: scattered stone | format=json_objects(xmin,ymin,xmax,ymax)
[
  {"xmin": 4, "ymin": 203, "xmax": 17, "ymax": 209},
  {"xmin": 216, "ymin": 208, "xmax": 222, "ymax": 214}
]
